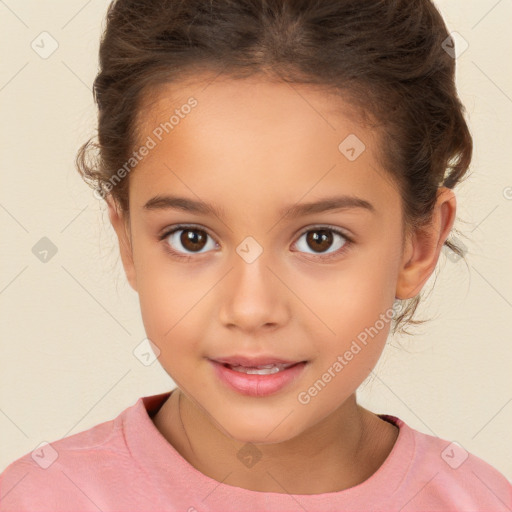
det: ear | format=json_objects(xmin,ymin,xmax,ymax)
[
  {"xmin": 395, "ymin": 187, "xmax": 457, "ymax": 299},
  {"xmin": 106, "ymin": 195, "xmax": 138, "ymax": 292}
]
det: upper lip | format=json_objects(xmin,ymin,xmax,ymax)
[{"xmin": 211, "ymin": 356, "xmax": 305, "ymax": 367}]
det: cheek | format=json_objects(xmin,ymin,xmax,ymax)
[
  {"xmin": 298, "ymin": 261, "xmax": 395, "ymax": 385},
  {"xmin": 135, "ymin": 257, "xmax": 207, "ymax": 355},
  {"xmin": 138, "ymin": 280, "xmax": 208, "ymax": 388},
  {"xmin": 292, "ymin": 254, "xmax": 396, "ymax": 338}
]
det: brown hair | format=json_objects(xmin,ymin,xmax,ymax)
[{"xmin": 76, "ymin": 0, "xmax": 473, "ymax": 336}]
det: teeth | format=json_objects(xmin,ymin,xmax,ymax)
[{"xmin": 228, "ymin": 363, "xmax": 291, "ymax": 375}]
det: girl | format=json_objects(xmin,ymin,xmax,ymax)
[{"xmin": 1, "ymin": 0, "xmax": 511, "ymax": 510}]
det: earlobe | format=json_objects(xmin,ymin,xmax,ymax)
[
  {"xmin": 106, "ymin": 195, "xmax": 138, "ymax": 292},
  {"xmin": 395, "ymin": 187, "xmax": 457, "ymax": 300}
]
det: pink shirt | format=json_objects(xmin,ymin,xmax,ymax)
[{"xmin": 1, "ymin": 391, "xmax": 511, "ymax": 511}]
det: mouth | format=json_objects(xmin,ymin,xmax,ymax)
[
  {"xmin": 208, "ymin": 357, "xmax": 309, "ymax": 397},
  {"xmin": 224, "ymin": 362, "xmax": 297, "ymax": 375}
]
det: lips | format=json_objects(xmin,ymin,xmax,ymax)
[
  {"xmin": 213, "ymin": 356, "xmax": 303, "ymax": 367},
  {"xmin": 209, "ymin": 356, "xmax": 308, "ymax": 397},
  {"xmin": 227, "ymin": 363, "xmax": 296, "ymax": 375}
]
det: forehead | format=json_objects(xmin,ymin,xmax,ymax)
[
  {"xmin": 130, "ymin": 74, "xmax": 399, "ymax": 217},
  {"xmin": 136, "ymin": 73, "xmax": 371, "ymax": 141}
]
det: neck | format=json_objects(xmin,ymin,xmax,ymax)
[{"xmin": 152, "ymin": 388, "xmax": 399, "ymax": 494}]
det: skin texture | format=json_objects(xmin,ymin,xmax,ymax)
[{"xmin": 107, "ymin": 74, "xmax": 456, "ymax": 494}]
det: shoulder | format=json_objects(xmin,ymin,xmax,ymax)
[
  {"xmin": 382, "ymin": 415, "xmax": 512, "ymax": 511},
  {"xmin": 0, "ymin": 398, "xmax": 142, "ymax": 512}
]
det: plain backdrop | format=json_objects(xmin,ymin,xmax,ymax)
[{"xmin": 1, "ymin": 0, "xmax": 511, "ymax": 481}]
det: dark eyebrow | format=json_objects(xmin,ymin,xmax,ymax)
[
  {"xmin": 142, "ymin": 194, "xmax": 375, "ymax": 219},
  {"xmin": 143, "ymin": 195, "xmax": 226, "ymax": 219},
  {"xmin": 279, "ymin": 195, "xmax": 375, "ymax": 218}
]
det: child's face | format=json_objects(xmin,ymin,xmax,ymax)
[{"xmin": 111, "ymin": 75, "xmax": 421, "ymax": 443}]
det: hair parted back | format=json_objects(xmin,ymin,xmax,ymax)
[{"xmin": 76, "ymin": 0, "xmax": 473, "ymax": 336}]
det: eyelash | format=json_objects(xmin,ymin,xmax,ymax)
[{"xmin": 158, "ymin": 223, "xmax": 354, "ymax": 262}]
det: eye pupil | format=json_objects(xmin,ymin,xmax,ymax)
[
  {"xmin": 306, "ymin": 230, "xmax": 333, "ymax": 253},
  {"xmin": 181, "ymin": 229, "xmax": 207, "ymax": 251}
]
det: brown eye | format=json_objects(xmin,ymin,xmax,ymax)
[
  {"xmin": 294, "ymin": 227, "xmax": 349, "ymax": 257},
  {"xmin": 180, "ymin": 229, "xmax": 208, "ymax": 252},
  {"xmin": 162, "ymin": 226, "xmax": 217, "ymax": 255},
  {"xmin": 306, "ymin": 230, "xmax": 333, "ymax": 253}
]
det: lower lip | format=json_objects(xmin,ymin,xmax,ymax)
[{"xmin": 210, "ymin": 360, "xmax": 308, "ymax": 397}]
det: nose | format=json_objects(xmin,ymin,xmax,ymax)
[{"xmin": 218, "ymin": 250, "xmax": 290, "ymax": 333}]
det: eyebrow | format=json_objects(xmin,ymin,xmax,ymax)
[{"xmin": 142, "ymin": 194, "xmax": 375, "ymax": 219}]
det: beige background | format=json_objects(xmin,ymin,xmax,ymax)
[{"xmin": 1, "ymin": 0, "xmax": 511, "ymax": 482}]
